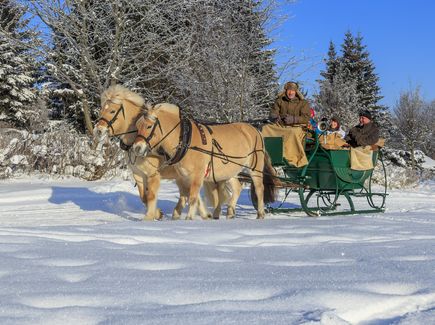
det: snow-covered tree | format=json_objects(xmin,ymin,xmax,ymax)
[
  {"xmin": 315, "ymin": 65, "xmax": 360, "ymax": 129},
  {"xmin": 29, "ymin": 0, "xmax": 279, "ymax": 132},
  {"xmin": 319, "ymin": 41, "xmax": 338, "ymax": 85},
  {"xmin": 170, "ymin": 0, "xmax": 277, "ymax": 122},
  {"xmin": 393, "ymin": 87, "xmax": 427, "ymax": 168},
  {"xmin": 422, "ymin": 100, "xmax": 435, "ymax": 158},
  {"xmin": 316, "ymin": 31, "xmax": 392, "ymax": 136},
  {"xmin": 0, "ymin": 0, "xmax": 38, "ymax": 128}
]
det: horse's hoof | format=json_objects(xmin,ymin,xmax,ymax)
[
  {"xmin": 226, "ymin": 215, "xmax": 235, "ymax": 220},
  {"xmin": 156, "ymin": 209, "xmax": 164, "ymax": 221},
  {"xmin": 172, "ymin": 215, "xmax": 181, "ymax": 221},
  {"xmin": 144, "ymin": 215, "xmax": 154, "ymax": 221},
  {"xmin": 201, "ymin": 214, "xmax": 212, "ymax": 220},
  {"xmin": 185, "ymin": 216, "xmax": 193, "ymax": 221},
  {"xmin": 256, "ymin": 214, "xmax": 265, "ymax": 219}
]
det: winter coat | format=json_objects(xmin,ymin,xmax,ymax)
[
  {"xmin": 327, "ymin": 126, "xmax": 346, "ymax": 138},
  {"xmin": 270, "ymin": 94, "xmax": 310, "ymax": 125},
  {"xmin": 345, "ymin": 122, "xmax": 379, "ymax": 147}
]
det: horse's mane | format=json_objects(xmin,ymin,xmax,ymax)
[
  {"xmin": 153, "ymin": 103, "xmax": 180, "ymax": 115},
  {"xmin": 136, "ymin": 103, "xmax": 181, "ymax": 130},
  {"xmin": 101, "ymin": 85, "xmax": 146, "ymax": 108}
]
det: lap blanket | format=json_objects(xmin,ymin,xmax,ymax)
[
  {"xmin": 350, "ymin": 146, "xmax": 374, "ymax": 170},
  {"xmin": 318, "ymin": 133, "xmax": 348, "ymax": 150},
  {"xmin": 262, "ymin": 123, "xmax": 308, "ymax": 167}
]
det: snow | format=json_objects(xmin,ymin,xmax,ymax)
[
  {"xmin": 422, "ymin": 156, "xmax": 435, "ymax": 170},
  {"xmin": 0, "ymin": 177, "xmax": 434, "ymax": 324}
]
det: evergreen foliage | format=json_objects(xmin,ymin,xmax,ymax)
[
  {"xmin": 0, "ymin": 0, "xmax": 38, "ymax": 128},
  {"xmin": 315, "ymin": 31, "xmax": 392, "ymax": 135}
]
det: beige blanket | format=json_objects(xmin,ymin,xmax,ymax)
[
  {"xmin": 318, "ymin": 133, "xmax": 348, "ymax": 150},
  {"xmin": 350, "ymin": 146, "xmax": 374, "ymax": 170},
  {"xmin": 262, "ymin": 123, "xmax": 308, "ymax": 167}
]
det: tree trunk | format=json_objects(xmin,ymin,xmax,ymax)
[
  {"xmin": 82, "ymin": 99, "xmax": 94, "ymax": 135},
  {"xmin": 410, "ymin": 143, "xmax": 416, "ymax": 169}
]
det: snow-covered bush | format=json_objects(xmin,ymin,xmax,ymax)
[
  {"xmin": 0, "ymin": 124, "xmax": 127, "ymax": 180},
  {"xmin": 380, "ymin": 148, "xmax": 434, "ymax": 188}
]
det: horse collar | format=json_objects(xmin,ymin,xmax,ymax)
[{"xmin": 166, "ymin": 116, "xmax": 192, "ymax": 165}]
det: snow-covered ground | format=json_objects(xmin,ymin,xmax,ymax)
[{"xmin": 0, "ymin": 177, "xmax": 434, "ymax": 325}]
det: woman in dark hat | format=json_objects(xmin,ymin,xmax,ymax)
[{"xmin": 344, "ymin": 110, "xmax": 379, "ymax": 147}]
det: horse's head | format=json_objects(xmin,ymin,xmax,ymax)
[
  {"xmin": 132, "ymin": 112, "xmax": 160, "ymax": 157},
  {"xmin": 132, "ymin": 103, "xmax": 180, "ymax": 157},
  {"xmin": 93, "ymin": 85, "xmax": 146, "ymax": 141}
]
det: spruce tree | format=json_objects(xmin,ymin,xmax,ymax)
[
  {"xmin": 320, "ymin": 41, "xmax": 338, "ymax": 84},
  {"xmin": 0, "ymin": 0, "xmax": 38, "ymax": 128},
  {"xmin": 316, "ymin": 31, "xmax": 392, "ymax": 136},
  {"xmin": 340, "ymin": 32, "xmax": 386, "ymax": 117}
]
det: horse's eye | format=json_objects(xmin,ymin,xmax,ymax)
[
  {"xmin": 147, "ymin": 125, "xmax": 152, "ymax": 129},
  {"xmin": 110, "ymin": 110, "xmax": 116, "ymax": 114}
]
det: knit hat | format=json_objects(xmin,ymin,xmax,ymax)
[{"xmin": 359, "ymin": 110, "xmax": 372, "ymax": 120}]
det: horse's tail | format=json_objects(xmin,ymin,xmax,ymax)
[{"xmin": 262, "ymin": 151, "xmax": 277, "ymax": 204}]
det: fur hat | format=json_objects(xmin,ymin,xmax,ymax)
[
  {"xmin": 282, "ymin": 81, "xmax": 305, "ymax": 100},
  {"xmin": 359, "ymin": 110, "xmax": 372, "ymax": 120},
  {"xmin": 284, "ymin": 82, "xmax": 299, "ymax": 91}
]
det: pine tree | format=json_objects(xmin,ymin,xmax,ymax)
[
  {"xmin": 0, "ymin": 0, "xmax": 38, "ymax": 128},
  {"xmin": 316, "ymin": 31, "xmax": 392, "ymax": 137},
  {"xmin": 320, "ymin": 41, "xmax": 338, "ymax": 84},
  {"xmin": 340, "ymin": 32, "xmax": 386, "ymax": 116}
]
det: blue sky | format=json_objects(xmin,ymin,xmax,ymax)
[{"xmin": 272, "ymin": 0, "xmax": 435, "ymax": 108}]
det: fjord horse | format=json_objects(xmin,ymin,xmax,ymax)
[
  {"xmin": 132, "ymin": 105, "xmax": 276, "ymax": 220},
  {"xmin": 93, "ymin": 85, "xmax": 215, "ymax": 220}
]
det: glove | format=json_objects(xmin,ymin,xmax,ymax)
[{"xmin": 284, "ymin": 115, "xmax": 296, "ymax": 125}]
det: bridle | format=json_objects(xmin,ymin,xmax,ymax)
[
  {"xmin": 136, "ymin": 115, "xmax": 179, "ymax": 151},
  {"xmin": 136, "ymin": 113, "xmax": 192, "ymax": 166},
  {"xmin": 97, "ymin": 100, "xmax": 137, "ymax": 137}
]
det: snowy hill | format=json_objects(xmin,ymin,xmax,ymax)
[{"xmin": 0, "ymin": 178, "xmax": 434, "ymax": 324}]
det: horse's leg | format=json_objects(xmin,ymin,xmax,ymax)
[
  {"xmin": 215, "ymin": 181, "xmax": 230, "ymax": 219},
  {"xmin": 173, "ymin": 179, "xmax": 187, "ymax": 220},
  {"xmin": 144, "ymin": 173, "xmax": 162, "ymax": 221},
  {"xmin": 197, "ymin": 195, "xmax": 212, "ymax": 220},
  {"xmin": 203, "ymin": 182, "xmax": 221, "ymax": 219},
  {"xmin": 250, "ymin": 171, "xmax": 265, "ymax": 219},
  {"xmin": 186, "ymin": 176, "xmax": 203, "ymax": 220},
  {"xmin": 131, "ymin": 171, "xmax": 148, "ymax": 212},
  {"xmin": 226, "ymin": 178, "xmax": 242, "ymax": 219}
]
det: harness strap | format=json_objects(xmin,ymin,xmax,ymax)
[
  {"xmin": 119, "ymin": 140, "xmax": 132, "ymax": 151},
  {"xmin": 194, "ymin": 122, "xmax": 208, "ymax": 145}
]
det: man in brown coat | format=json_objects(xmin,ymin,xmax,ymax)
[
  {"xmin": 262, "ymin": 82, "xmax": 311, "ymax": 167},
  {"xmin": 345, "ymin": 110, "xmax": 380, "ymax": 147},
  {"xmin": 270, "ymin": 81, "xmax": 311, "ymax": 125}
]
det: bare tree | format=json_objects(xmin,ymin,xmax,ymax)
[
  {"xmin": 170, "ymin": 0, "xmax": 278, "ymax": 122},
  {"xmin": 420, "ymin": 100, "xmax": 435, "ymax": 159},
  {"xmin": 29, "ymin": 0, "xmax": 195, "ymax": 133},
  {"xmin": 393, "ymin": 87, "xmax": 427, "ymax": 168}
]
